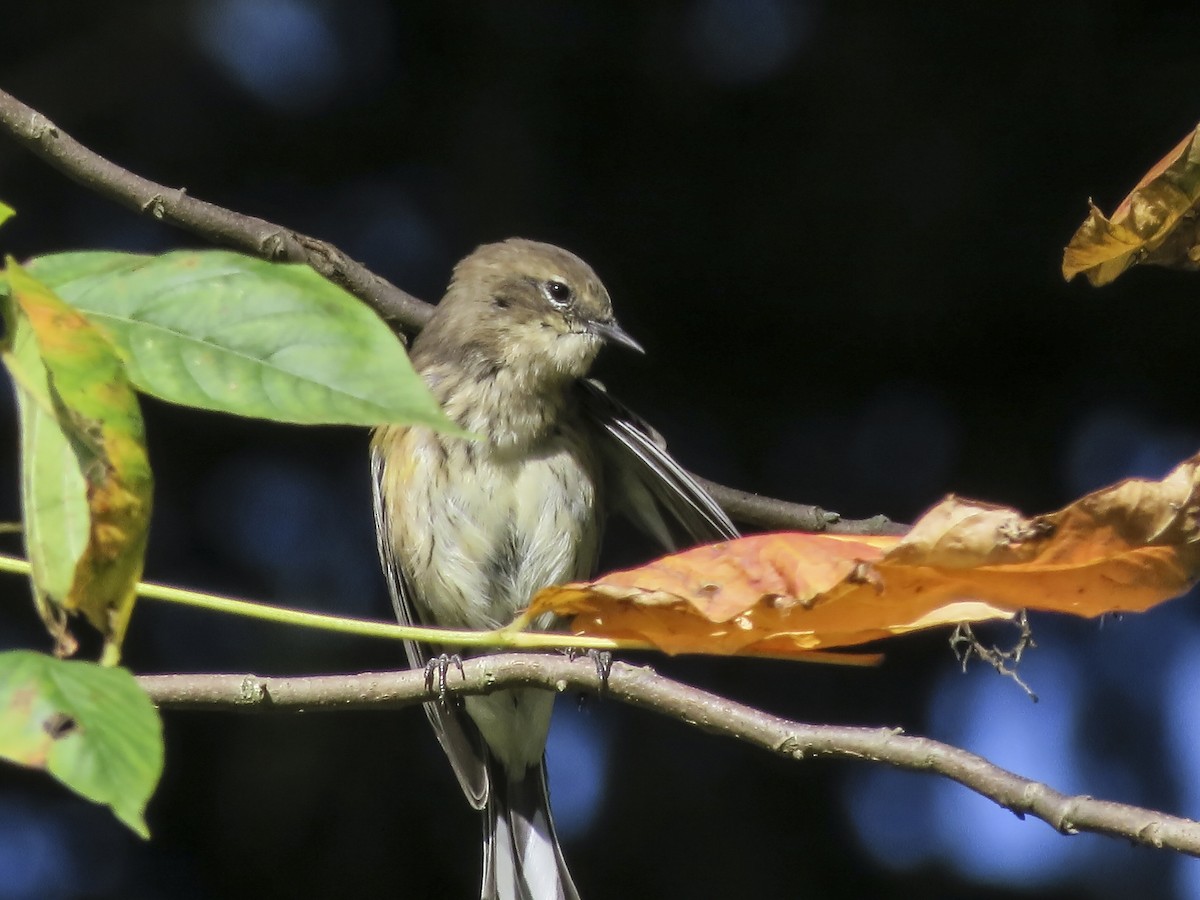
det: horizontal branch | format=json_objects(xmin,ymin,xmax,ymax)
[
  {"xmin": 140, "ymin": 654, "xmax": 1200, "ymax": 857},
  {"xmin": 695, "ymin": 478, "xmax": 908, "ymax": 535},
  {"xmin": 0, "ymin": 87, "xmax": 899, "ymax": 536}
]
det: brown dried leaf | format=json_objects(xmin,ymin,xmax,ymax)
[
  {"xmin": 529, "ymin": 454, "xmax": 1200, "ymax": 659},
  {"xmin": 1063, "ymin": 124, "xmax": 1200, "ymax": 285}
]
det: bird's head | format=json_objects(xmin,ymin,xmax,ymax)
[{"xmin": 418, "ymin": 238, "xmax": 642, "ymax": 384}]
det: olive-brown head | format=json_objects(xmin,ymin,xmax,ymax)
[{"xmin": 413, "ymin": 238, "xmax": 642, "ymax": 385}]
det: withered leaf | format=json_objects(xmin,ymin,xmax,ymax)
[
  {"xmin": 529, "ymin": 453, "xmax": 1200, "ymax": 659},
  {"xmin": 1063, "ymin": 124, "xmax": 1200, "ymax": 285}
]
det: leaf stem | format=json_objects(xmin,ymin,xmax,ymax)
[{"xmin": 0, "ymin": 552, "xmax": 641, "ymax": 652}]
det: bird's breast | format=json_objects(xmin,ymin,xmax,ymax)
[{"xmin": 381, "ymin": 416, "xmax": 603, "ymax": 631}]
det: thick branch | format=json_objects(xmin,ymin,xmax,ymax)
[
  {"xmin": 0, "ymin": 87, "xmax": 901, "ymax": 536},
  {"xmin": 140, "ymin": 655, "xmax": 1200, "ymax": 857}
]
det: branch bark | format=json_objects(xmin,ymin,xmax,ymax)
[
  {"xmin": 138, "ymin": 654, "xmax": 1200, "ymax": 858},
  {"xmin": 0, "ymin": 89, "xmax": 431, "ymax": 330},
  {"xmin": 0, "ymin": 86, "xmax": 899, "ymax": 536}
]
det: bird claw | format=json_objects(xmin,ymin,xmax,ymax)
[
  {"xmin": 424, "ymin": 653, "xmax": 465, "ymax": 704},
  {"xmin": 565, "ymin": 648, "xmax": 613, "ymax": 694},
  {"xmin": 588, "ymin": 650, "xmax": 613, "ymax": 689}
]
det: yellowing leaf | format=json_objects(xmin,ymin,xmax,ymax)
[
  {"xmin": 1063, "ymin": 123, "xmax": 1200, "ymax": 285},
  {"xmin": 26, "ymin": 250, "xmax": 464, "ymax": 432},
  {"xmin": 528, "ymin": 454, "xmax": 1200, "ymax": 658},
  {"xmin": 0, "ymin": 651, "xmax": 163, "ymax": 837},
  {"xmin": 1, "ymin": 262, "xmax": 153, "ymax": 663}
]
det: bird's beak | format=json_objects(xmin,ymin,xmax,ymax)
[{"xmin": 588, "ymin": 318, "xmax": 645, "ymax": 354}]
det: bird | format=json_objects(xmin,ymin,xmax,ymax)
[{"xmin": 371, "ymin": 238, "xmax": 738, "ymax": 900}]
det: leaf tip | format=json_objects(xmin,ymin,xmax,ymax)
[{"xmin": 120, "ymin": 812, "xmax": 152, "ymax": 840}]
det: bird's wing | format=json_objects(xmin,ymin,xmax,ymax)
[
  {"xmin": 577, "ymin": 379, "xmax": 740, "ymax": 548},
  {"xmin": 370, "ymin": 437, "xmax": 490, "ymax": 810}
]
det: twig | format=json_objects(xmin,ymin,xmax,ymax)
[
  {"xmin": 0, "ymin": 86, "xmax": 901, "ymax": 536},
  {"xmin": 139, "ymin": 655, "xmax": 1200, "ymax": 857},
  {"xmin": 0, "ymin": 89, "xmax": 430, "ymax": 330},
  {"xmin": 950, "ymin": 612, "xmax": 1039, "ymax": 701},
  {"xmin": 695, "ymin": 478, "xmax": 908, "ymax": 534}
]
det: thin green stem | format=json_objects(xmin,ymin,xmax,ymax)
[{"xmin": 0, "ymin": 552, "xmax": 643, "ymax": 652}]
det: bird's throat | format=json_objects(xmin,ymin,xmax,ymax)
[{"xmin": 427, "ymin": 362, "xmax": 574, "ymax": 453}]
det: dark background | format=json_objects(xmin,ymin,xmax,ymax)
[{"xmin": 2, "ymin": 2, "xmax": 1200, "ymax": 898}]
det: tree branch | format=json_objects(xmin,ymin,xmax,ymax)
[
  {"xmin": 695, "ymin": 478, "xmax": 908, "ymax": 535},
  {"xmin": 0, "ymin": 89, "xmax": 431, "ymax": 330},
  {"xmin": 138, "ymin": 654, "xmax": 1200, "ymax": 857},
  {"xmin": 0, "ymin": 86, "xmax": 900, "ymax": 536}
]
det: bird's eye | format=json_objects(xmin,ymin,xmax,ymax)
[{"xmin": 543, "ymin": 279, "xmax": 573, "ymax": 308}]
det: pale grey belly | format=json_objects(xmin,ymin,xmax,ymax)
[
  {"xmin": 398, "ymin": 433, "xmax": 602, "ymax": 773},
  {"xmin": 399, "ymin": 434, "xmax": 602, "ymax": 633}
]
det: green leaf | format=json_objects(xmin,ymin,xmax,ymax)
[
  {"xmin": 0, "ymin": 202, "xmax": 14, "ymax": 228},
  {"xmin": 23, "ymin": 248, "xmax": 138, "ymax": 284},
  {"xmin": 26, "ymin": 250, "xmax": 459, "ymax": 430},
  {"xmin": 2, "ymin": 284, "xmax": 88, "ymax": 656},
  {"xmin": 0, "ymin": 650, "xmax": 163, "ymax": 838},
  {"xmin": 1, "ymin": 262, "xmax": 153, "ymax": 663}
]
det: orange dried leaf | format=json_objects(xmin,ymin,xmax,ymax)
[
  {"xmin": 1, "ymin": 262, "xmax": 153, "ymax": 663},
  {"xmin": 530, "ymin": 454, "xmax": 1200, "ymax": 659},
  {"xmin": 1063, "ymin": 123, "xmax": 1200, "ymax": 285}
]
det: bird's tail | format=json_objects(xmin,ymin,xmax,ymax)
[{"xmin": 482, "ymin": 762, "xmax": 580, "ymax": 900}]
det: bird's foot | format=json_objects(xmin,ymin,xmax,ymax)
[
  {"xmin": 565, "ymin": 647, "xmax": 613, "ymax": 696},
  {"xmin": 424, "ymin": 653, "xmax": 466, "ymax": 704}
]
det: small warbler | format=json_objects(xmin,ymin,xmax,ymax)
[{"xmin": 372, "ymin": 239, "xmax": 737, "ymax": 900}]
